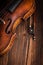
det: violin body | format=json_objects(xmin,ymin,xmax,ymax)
[{"xmin": 0, "ymin": 0, "xmax": 35, "ymax": 55}]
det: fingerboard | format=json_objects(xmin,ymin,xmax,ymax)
[{"xmin": 7, "ymin": 0, "xmax": 22, "ymax": 13}]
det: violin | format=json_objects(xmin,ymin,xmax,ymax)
[{"xmin": 0, "ymin": 0, "xmax": 36, "ymax": 55}]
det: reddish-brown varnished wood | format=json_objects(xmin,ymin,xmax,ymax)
[{"xmin": 0, "ymin": 0, "xmax": 35, "ymax": 55}]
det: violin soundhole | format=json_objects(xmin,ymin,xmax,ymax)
[{"xmin": 5, "ymin": 19, "xmax": 12, "ymax": 34}]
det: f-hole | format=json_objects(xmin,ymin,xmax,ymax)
[{"xmin": 5, "ymin": 19, "xmax": 12, "ymax": 34}]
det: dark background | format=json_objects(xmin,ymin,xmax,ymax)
[{"xmin": 0, "ymin": 0, "xmax": 19, "ymax": 11}]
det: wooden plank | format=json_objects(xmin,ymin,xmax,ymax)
[{"xmin": 7, "ymin": 20, "xmax": 30, "ymax": 65}]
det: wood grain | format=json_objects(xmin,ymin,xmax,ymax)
[{"xmin": 0, "ymin": 0, "xmax": 43, "ymax": 65}]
